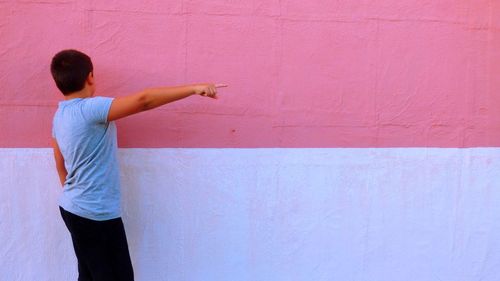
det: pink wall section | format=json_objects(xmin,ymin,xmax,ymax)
[{"xmin": 0, "ymin": 1, "xmax": 499, "ymax": 148}]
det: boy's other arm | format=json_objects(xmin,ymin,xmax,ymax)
[
  {"xmin": 107, "ymin": 83, "xmax": 227, "ymax": 122},
  {"xmin": 52, "ymin": 138, "xmax": 67, "ymax": 187}
]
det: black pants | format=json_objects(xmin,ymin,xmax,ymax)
[{"xmin": 60, "ymin": 207, "xmax": 134, "ymax": 281}]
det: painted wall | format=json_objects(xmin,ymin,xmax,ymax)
[
  {"xmin": 0, "ymin": 1, "xmax": 499, "ymax": 147},
  {"xmin": 1, "ymin": 1, "xmax": 500, "ymax": 281},
  {"xmin": 2, "ymin": 148, "xmax": 500, "ymax": 281}
]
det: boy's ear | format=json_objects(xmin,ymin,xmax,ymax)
[{"xmin": 87, "ymin": 72, "xmax": 94, "ymax": 85}]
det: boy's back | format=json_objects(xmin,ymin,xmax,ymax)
[{"xmin": 53, "ymin": 96, "xmax": 120, "ymax": 220}]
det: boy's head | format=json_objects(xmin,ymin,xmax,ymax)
[{"xmin": 51, "ymin": 49, "xmax": 94, "ymax": 96}]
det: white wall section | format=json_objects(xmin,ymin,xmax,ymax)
[{"xmin": 1, "ymin": 148, "xmax": 500, "ymax": 281}]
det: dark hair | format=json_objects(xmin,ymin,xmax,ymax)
[{"xmin": 50, "ymin": 49, "xmax": 93, "ymax": 95}]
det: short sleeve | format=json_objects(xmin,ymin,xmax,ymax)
[
  {"xmin": 82, "ymin": 96, "xmax": 114, "ymax": 123},
  {"xmin": 52, "ymin": 113, "xmax": 58, "ymax": 138}
]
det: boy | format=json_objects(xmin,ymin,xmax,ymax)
[{"xmin": 50, "ymin": 49, "xmax": 226, "ymax": 281}]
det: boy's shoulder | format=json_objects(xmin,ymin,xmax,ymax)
[{"xmin": 54, "ymin": 96, "xmax": 114, "ymax": 125}]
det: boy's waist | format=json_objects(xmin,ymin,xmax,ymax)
[{"xmin": 59, "ymin": 192, "xmax": 121, "ymax": 221}]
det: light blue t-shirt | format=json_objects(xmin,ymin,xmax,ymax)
[{"xmin": 52, "ymin": 96, "xmax": 121, "ymax": 221}]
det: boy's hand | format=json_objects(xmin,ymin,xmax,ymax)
[{"xmin": 192, "ymin": 83, "xmax": 228, "ymax": 99}]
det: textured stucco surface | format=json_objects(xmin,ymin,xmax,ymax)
[
  {"xmin": 1, "ymin": 1, "xmax": 500, "ymax": 280},
  {"xmin": 1, "ymin": 148, "xmax": 500, "ymax": 280},
  {"xmin": 0, "ymin": 1, "xmax": 499, "ymax": 147}
]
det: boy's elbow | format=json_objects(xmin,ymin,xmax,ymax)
[{"xmin": 137, "ymin": 90, "xmax": 153, "ymax": 111}]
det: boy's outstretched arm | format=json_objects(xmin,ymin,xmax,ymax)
[
  {"xmin": 107, "ymin": 83, "xmax": 227, "ymax": 122},
  {"xmin": 52, "ymin": 138, "xmax": 67, "ymax": 187}
]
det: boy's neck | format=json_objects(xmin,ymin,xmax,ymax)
[{"xmin": 65, "ymin": 88, "xmax": 93, "ymax": 100}]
